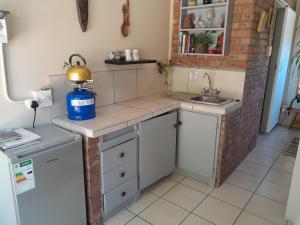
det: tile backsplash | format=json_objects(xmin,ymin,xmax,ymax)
[
  {"xmin": 49, "ymin": 68, "xmax": 164, "ymax": 118},
  {"xmin": 49, "ymin": 66, "xmax": 245, "ymax": 118},
  {"xmin": 171, "ymin": 67, "xmax": 246, "ymax": 100}
]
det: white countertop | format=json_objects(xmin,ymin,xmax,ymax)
[{"xmin": 53, "ymin": 94, "xmax": 242, "ymax": 138}]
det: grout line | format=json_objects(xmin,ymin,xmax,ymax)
[
  {"xmin": 223, "ymin": 181, "xmax": 256, "ymax": 193},
  {"xmin": 232, "ymin": 132, "xmax": 292, "ymax": 225},
  {"xmin": 179, "ymin": 177, "xmax": 215, "ymax": 195},
  {"xmin": 254, "ymin": 192, "xmax": 288, "ymax": 206},
  {"xmin": 179, "ymin": 192, "xmax": 214, "ymax": 225}
]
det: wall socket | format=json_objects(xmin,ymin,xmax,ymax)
[
  {"xmin": 189, "ymin": 69, "xmax": 198, "ymax": 81},
  {"xmin": 32, "ymin": 89, "xmax": 52, "ymax": 108}
]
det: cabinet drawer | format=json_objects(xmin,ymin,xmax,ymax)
[
  {"xmin": 101, "ymin": 139, "xmax": 137, "ymax": 173},
  {"xmin": 101, "ymin": 160, "xmax": 137, "ymax": 193},
  {"xmin": 103, "ymin": 176, "xmax": 138, "ymax": 213},
  {"xmin": 101, "ymin": 126, "xmax": 137, "ymax": 151}
]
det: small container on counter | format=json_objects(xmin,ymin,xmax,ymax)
[
  {"xmin": 124, "ymin": 49, "xmax": 132, "ymax": 61},
  {"xmin": 132, "ymin": 49, "xmax": 140, "ymax": 61}
]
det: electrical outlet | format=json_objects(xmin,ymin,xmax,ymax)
[
  {"xmin": 32, "ymin": 89, "xmax": 52, "ymax": 108},
  {"xmin": 189, "ymin": 69, "xmax": 198, "ymax": 81}
]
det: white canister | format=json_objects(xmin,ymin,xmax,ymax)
[
  {"xmin": 132, "ymin": 49, "xmax": 140, "ymax": 61},
  {"xmin": 124, "ymin": 49, "xmax": 132, "ymax": 61}
]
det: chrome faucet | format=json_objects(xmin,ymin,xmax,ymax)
[
  {"xmin": 203, "ymin": 73, "xmax": 212, "ymax": 90},
  {"xmin": 202, "ymin": 73, "xmax": 221, "ymax": 97}
]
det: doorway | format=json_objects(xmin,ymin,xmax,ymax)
[{"xmin": 260, "ymin": 5, "xmax": 297, "ymax": 133}]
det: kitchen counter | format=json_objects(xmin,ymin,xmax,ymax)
[{"xmin": 53, "ymin": 93, "xmax": 242, "ymax": 138}]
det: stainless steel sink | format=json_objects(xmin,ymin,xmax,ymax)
[{"xmin": 187, "ymin": 95, "xmax": 232, "ymax": 106}]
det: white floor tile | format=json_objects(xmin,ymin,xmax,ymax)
[
  {"xmin": 252, "ymin": 145, "xmax": 282, "ymax": 158},
  {"xmin": 149, "ymin": 179, "xmax": 177, "ymax": 197},
  {"xmin": 181, "ymin": 214, "xmax": 214, "ymax": 225},
  {"xmin": 104, "ymin": 210, "xmax": 135, "ymax": 225},
  {"xmin": 278, "ymin": 154, "xmax": 296, "ymax": 164},
  {"xmin": 126, "ymin": 217, "xmax": 151, "ymax": 225},
  {"xmin": 273, "ymin": 159, "xmax": 295, "ymax": 174},
  {"xmin": 256, "ymin": 181, "xmax": 290, "ymax": 205},
  {"xmin": 258, "ymin": 139, "xmax": 286, "ymax": 150},
  {"xmin": 163, "ymin": 184, "xmax": 206, "ymax": 211},
  {"xmin": 235, "ymin": 211, "xmax": 279, "ymax": 225},
  {"xmin": 226, "ymin": 170, "xmax": 261, "ymax": 192},
  {"xmin": 169, "ymin": 173, "xmax": 186, "ymax": 182},
  {"xmin": 265, "ymin": 169, "xmax": 292, "ymax": 188},
  {"xmin": 246, "ymin": 152, "xmax": 277, "ymax": 167},
  {"xmin": 139, "ymin": 199, "xmax": 189, "ymax": 225},
  {"xmin": 194, "ymin": 197, "xmax": 241, "ymax": 225},
  {"xmin": 127, "ymin": 192, "xmax": 159, "ymax": 214},
  {"xmin": 237, "ymin": 160, "xmax": 270, "ymax": 179},
  {"xmin": 211, "ymin": 183, "xmax": 252, "ymax": 208},
  {"xmin": 181, "ymin": 177, "xmax": 214, "ymax": 194},
  {"xmin": 245, "ymin": 194, "xmax": 287, "ymax": 225}
]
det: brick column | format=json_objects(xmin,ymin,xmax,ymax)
[{"xmin": 82, "ymin": 136, "xmax": 102, "ymax": 225}]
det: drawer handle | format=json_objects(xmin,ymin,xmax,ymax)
[
  {"xmin": 120, "ymin": 172, "xmax": 126, "ymax": 178},
  {"xmin": 119, "ymin": 152, "xmax": 125, "ymax": 158},
  {"xmin": 121, "ymin": 191, "xmax": 126, "ymax": 197}
]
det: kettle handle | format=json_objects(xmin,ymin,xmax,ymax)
[{"xmin": 69, "ymin": 54, "xmax": 87, "ymax": 66}]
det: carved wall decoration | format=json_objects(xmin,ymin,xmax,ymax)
[
  {"xmin": 121, "ymin": 0, "xmax": 130, "ymax": 37},
  {"xmin": 76, "ymin": 0, "xmax": 88, "ymax": 32}
]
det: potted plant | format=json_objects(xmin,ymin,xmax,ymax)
[
  {"xmin": 191, "ymin": 32, "xmax": 213, "ymax": 53},
  {"xmin": 157, "ymin": 60, "xmax": 173, "ymax": 93}
]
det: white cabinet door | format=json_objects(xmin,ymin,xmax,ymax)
[
  {"xmin": 139, "ymin": 112, "xmax": 177, "ymax": 190},
  {"xmin": 177, "ymin": 110, "xmax": 218, "ymax": 184}
]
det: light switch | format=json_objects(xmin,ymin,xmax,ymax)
[{"xmin": 189, "ymin": 69, "xmax": 198, "ymax": 81}]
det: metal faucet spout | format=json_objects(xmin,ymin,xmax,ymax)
[{"xmin": 203, "ymin": 73, "xmax": 212, "ymax": 90}]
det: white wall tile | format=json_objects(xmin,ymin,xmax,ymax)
[
  {"xmin": 187, "ymin": 68, "xmax": 216, "ymax": 94},
  {"xmin": 171, "ymin": 67, "xmax": 188, "ymax": 93},
  {"xmin": 48, "ymin": 74, "xmax": 72, "ymax": 118},
  {"xmin": 114, "ymin": 70, "xmax": 137, "ymax": 103},
  {"xmin": 171, "ymin": 67, "xmax": 246, "ymax": 100},
  {"xmin": 137, "ymin": 69, "xmax": 155, "ymax": 97},
  {"xmin": 154, "ymin": 71, "xmax": 166, "ymax": 94},
  {"xmin": 91, "ymin": 71, "xmax": 114, "ymax": 107},
  {"xmin": 214, "ymin": 70, "xmax": 246, "ymax": 100}
]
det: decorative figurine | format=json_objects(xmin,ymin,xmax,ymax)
[
  {"xmin": 76, "ymin": 0, "xmax": 88, "ymax": 32},
  {"xmin": 193, "ymin": 16, "xmax": 205, "ymax": 29}
]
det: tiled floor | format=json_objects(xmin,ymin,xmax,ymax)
[{"xmin": 105, "ymin": 126, "xmax": 298, "ymax": 225}]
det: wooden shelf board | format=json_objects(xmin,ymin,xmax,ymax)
[
  {"xmin": 181, "ymin": 2, "xmax": 227, "ymax": 10},
  {"xmin": 105, "ymin": 59, "xmax": 157, "ymax": 65},
  {"xmin": 180, "ymin": 28, "xmax": 225, "ymax": 32},
  {"xmin": 178, "ymin": 52, "xmax": 224, "ymax": 56}
]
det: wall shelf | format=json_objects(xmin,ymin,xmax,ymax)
[
  {"xmin": 105, "ymin": 59, "xmax": 157, "ymax": 65},
  {"xmin": 179, "ymin": 0, "xmax": 233, "ymax": 56}
]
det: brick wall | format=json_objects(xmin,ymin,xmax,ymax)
[
  {"xmin": 171, "ymin": 0, "xmax": 256, "ymax": 69},
  {"xmin": 171, "ymin": 0, "xmax": 297, "ymax": 185},
  {"xmin": 82, "ymin": 137, "xmax": 102, "ymax": 225}
]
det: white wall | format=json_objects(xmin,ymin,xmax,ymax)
[{"xmin": 0, "ymin": 0, "xmax": 171, "ymax": 129}]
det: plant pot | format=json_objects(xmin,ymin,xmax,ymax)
[
  {"xmin": 188, "ymin": 0, "xmax": 197, "ymax": 6},
  {"xmin": 203, "ymin": 0, "xmax": 212, "ymax": 4},
  {"xmin": 194, "ymin": 44, "xmax": 208, "ymax": 53}
]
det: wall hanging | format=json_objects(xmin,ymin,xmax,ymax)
[
  {"xmin": 121, "ymin": 0, "xmax": 130, "ymax": 37},
  {"xmin": 76, "ymin": 0, "xmax": 88, "ymax": 32}
]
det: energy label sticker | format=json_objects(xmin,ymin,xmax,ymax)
[{"xmin": 13, "ymin": 159, "xmax": 36, "ymax": 195}]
